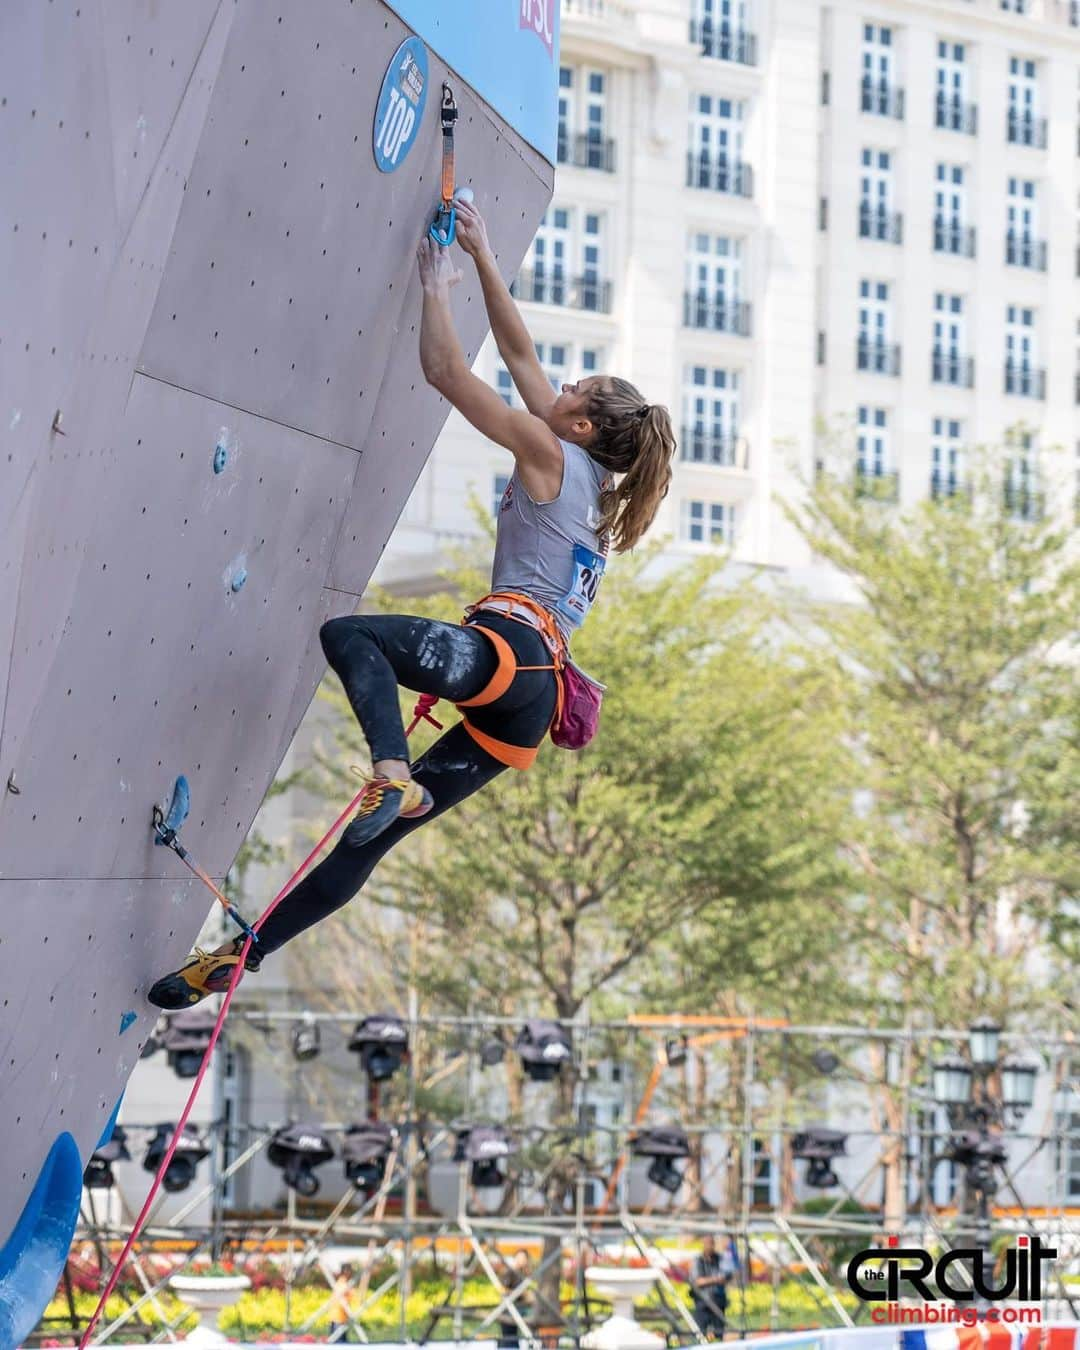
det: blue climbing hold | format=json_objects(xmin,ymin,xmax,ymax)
[
  {"xmin": 119, "ymin": 1010, "xmax": 137, "ymax": 1035},
  {"xmin": 213, "ymin": 441, "xmax": 228, "ymax": 474},
  {"xmin": 0, "ymin": 1132, "xmax": 83, "ymax": 1349},
  {"xmin": 154, "ymin": 774, "xmax": 190, "ymax": 845},
  {"xmin": 231, "ymin": 568, "xmax": 247, "ymax": 593}
]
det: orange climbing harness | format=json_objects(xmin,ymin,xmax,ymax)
[{"xmin": 455, "ymin": 591, "xmax": 568, "ymax": 770}]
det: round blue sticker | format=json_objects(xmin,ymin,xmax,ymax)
[{"xmin": 373, "ymin": 38, "xmax": 429, "ymax": 173}]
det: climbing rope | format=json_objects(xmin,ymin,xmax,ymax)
[{"xmin": 77, "ymin": 694, "xmax": 442, "ymax": 1346}]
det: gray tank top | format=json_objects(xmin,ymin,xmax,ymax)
[{"xmin": 490, "ymin": 439, "xmax": 612, "ymax": 643}]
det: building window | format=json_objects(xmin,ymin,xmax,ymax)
[
  {"xmin": 861, "ymin": 24, "xmax": 903, "ymax": 118},
  {"xmin": 517, "ymin": 209, "xmax": 611, "ymax": 312},
  {"xmin": 931, "ymin": 293, "xmax": 972, "ymax": 386},
  {"xmin": 857, "ymin": 280, "xmax": 899, "ymax": 375},
  {"xmin": 492, "ymin": 472, "xmax": 511, "ymax": 517},
  {"xmin": 683, "ymin": 233, "xmax": 750, "ymax": 335},
  {"xmin": 681, "ymin": 365, "xmax": 742, "ymax": 467},
  {"xmin": 1001, "ymin": 0, "xmax": 1028, "ymax": 12},
  {"xmin": 934, "ymin": 164, "xmax": 975, "ymax": 257},
  {"xmin": 687, "ymin": 94, "xmax": 752, "ymax": 196},
  {"xmin": 931, "ymin": 418, "xmax": 965, "ymax": 498},
  {"xmin": 857, "ymin": 406, "xmax": 890, "ymax": 478},
  {"xmin": 1005, "ymin": 429, "xmax": 1042, "ymax": 518},
  {"xmin": 495, "ymin": 344, "xmax": 603, "ymax": 408},
  {"xmin": 689, "ymin": 0, "xmax": 756, "ymax": 65},
  {"xmin": 1005, "ymin": 305, "xmax": 1043, "ymax": 398},
  {"xmin": 557, "ymin": 66, "xmax": 615, "ymax": 171},
  {"xmin": 858, "ymin": 149, "xmax": 901, "ymax": 242},
  {"xmin": 1007, "ymin": 57, "xmax": 1046, "ymax": 148},
  {"xmin": 751, "ymin": 1138, "xmax": 774, "ymax": 1208},
  {"xmin": 1006, "ymin": 177, "xmax": 1046, "ymax": 269},
  {"xmin": 681, "ymin": 499, "xmax": 737, "ymax": 546},
  {"xmin": 935, "ymin": 41, "xmax": 976, "ymax": 134},
  {"xmin": 1055, "ymin": 1112, "xmax": 1080, "ymax": 1199}
]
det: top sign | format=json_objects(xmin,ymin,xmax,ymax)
[{"xmin": 373, "ymin": 38, "xmax": 430, "ymax": 173}]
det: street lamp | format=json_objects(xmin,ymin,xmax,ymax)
[
  {"xmin": 1000, "ymin": 1058, "xmax": 1037, "ymax": 1113},
  {"xmin": 932, "ymin": 1054, "xmax": 973, "ymax": 1107},
  {"xmin": 968, "ymin": 1017, "xmax": 1001, "ymax": 1070}
]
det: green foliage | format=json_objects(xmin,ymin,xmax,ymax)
[{"xmin": 787, "ymin": 446, "xmax": 1080, "ymax": 1030}]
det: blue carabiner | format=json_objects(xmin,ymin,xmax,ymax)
[{"xmin": 429, "ymin": 203, "xmax": 457, "ymax": 247}]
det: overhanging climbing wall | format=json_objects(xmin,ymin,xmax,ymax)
[{"xmin": 0, "ymin": 0, "xmax": 557, "ymax": 1340}]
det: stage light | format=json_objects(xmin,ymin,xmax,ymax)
[
  {"xmin": 811, "ymin": 1048, "xmax": 840, "ymax": 1076},
  {"xmin": 143, "ymin": 1123, "xmax": 210, "ymax": 1194},
  {"xmin": 161, "ymin": 1007, "xmax": 217, "ymax": 1079},
  {"xmin": 792, "ymin": 1127, "xmax": 847, "ymax": 1189},
  {"xmin": 480, "ymin": 1035, "xmax": 506, "ymax": 1068},
  {"xmin": 268, "ymin": 1123, "xmax": 336, "ymax": 1198},
  {"xmin": 343, "ymin": 1121, "xmax": 398, "ymax": 1193},
  {"xmin": 453, "ymin": 1125, "xmax": 518, "ymax": 1189},
  {"xmin": 632, "ymin": 1126, "xmax": 690, "ymax": 1195},
  {"xmin": 83, "ymin": 1127, "xmax": 131, "ymax": 1190},
  {"xmin": 292, "ymin": 1015, "xmax": 321, "ymax": 1063},
  {"xmin": 665, "ymin": 1036, "xmax": 688, "ymax": 1068},
  {"xmin": 348, "ymin": 1014, "xmax": 409, "ymax": 1082},
  {"xmin": 515, "ymin": 1019, "xmax": 572, "ymax": 1082}
]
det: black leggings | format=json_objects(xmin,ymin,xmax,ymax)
[{"xmin": 254, "ymin": 613, "xmax": 556, "ymax": 957}]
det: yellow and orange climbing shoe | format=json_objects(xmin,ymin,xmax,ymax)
[
  {"xmin": 147, "ymin": 939, "xmax": 261, "ymax": 1010},
  {"xmin": 343, "ymin": 771, "xmax": 433, "ymax": 848}
]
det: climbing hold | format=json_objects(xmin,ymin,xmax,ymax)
[
  {"xmin": 6, "ymin": 771, "xmax": 19, "ymax": 795},
  {"xmin": 153, "ymin": 775, "xmax": 190, "ymax": 846},
  {"xmin": 119, "ymin": 1010, "xmax": 137, "ymax": 1035},
  {"xmin": 213, "ymin": 441, "xmax": 227, "ymax": 474},
  {"xmin": 454, "ymin": 186, "xmax": 474, "ymax": 205},
  {"xmin": 231, "ymin": 568, "xmax": 247, "ymax": 592}
]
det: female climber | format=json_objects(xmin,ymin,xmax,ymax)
[{"xmin": 148, "ymin": 199, "xmax": 677, "ymax": 1008}]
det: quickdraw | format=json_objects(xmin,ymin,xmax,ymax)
[
  {"xmin": 428, "ymin": 82, "xmax": 458, "ymax": 246},
  {"xmin": 152, "ymin": 776, "xmax": 261, "ymax": 948}
]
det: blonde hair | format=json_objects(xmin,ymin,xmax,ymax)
[{"xmin": 582, "ymin": 377, "xmax": 676, "ymax": 552}]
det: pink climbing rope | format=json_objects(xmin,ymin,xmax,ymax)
[
  {"xmin": 77, "ymin": 782, "xmax": 370, "ymax": 1348},
  {"xmin": 79, "ymin": 696, "xmax": 446, "ymax": 1346}
]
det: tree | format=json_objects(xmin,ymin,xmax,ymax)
[{"xmin": 787, "ymin": 445, "xmax": 1080, "ymax": 1228}]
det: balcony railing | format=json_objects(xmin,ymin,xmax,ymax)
[
  {"xmin": 512, "ymin": 269, "xmax": 613, "ymax": 314},
  {"xmin": 1004, "ymin": 363, "xmax": 1046, "ymax": 399},
  {"xmin": 933, "ymin": 219, "xmax": 976, "ymax": 258},
  {"xmin": 689, "ymin": 19, "xmax": 757, "ymax": 65},
  {"xmin": 1006, "ymin": 109, "xmax": 1048, "ymax": 149},
  {"xmin": 1005, "ymin": 234, "xmax": 1048, "ymax": 271},
  {"xmin": 930, "ymin": 471, "xmax": 972, "ymax": 501},
  {"xmin": 934, "ymin": 93, "xmax": 977, "ymax": 135},
  {"xmin": 855, "ymin": 466, "xmax": 900, "ymax": 502},
  {"xmin": 682, "ymin": 291, "xmax": 753, "ymax": 337},
  {"xmin": 858, "ymin": 204, "xmax": 903, "ymax": 244},
  {"xmin": 685, "ymin": 152, "xmax": 754, "ymax": 197},
  {"xmin": 1004, "ymin": 482, "xmax": 1045, "ymax": 521},
  {"xmin": 680, "ymin": 428, "xmax": 748, "ymax": 468},
  {"xmin": 861, "ymin": 78, "xmax": 905, "ymax": 119},
  {"xmin": 932, "ymin": 352, "xmax": 975, "ymax": 388},
  {"xmin": 857, "ymin": 338, "xmax": 902, "ymax": 376},
  {"xmin": 556, "ymin": 131, "xmax": 616, "ymax": 173}
]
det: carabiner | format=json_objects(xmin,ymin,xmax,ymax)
[{"xmin": 429, "ymin": 203, "xmax": 457, "ymax": 247}]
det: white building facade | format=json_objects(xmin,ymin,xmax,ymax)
[{"xmin": 378, "ymin": 0, "xmax": 1080, "ymax": 593}]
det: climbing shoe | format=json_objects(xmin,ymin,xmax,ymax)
[
  {"xmin": 343, "ymin": 772, "xmax": 433, "ymax": 848},
  {"xmin": 148, "ymin": 938, "xmax": 262, "ymax": 1010}
]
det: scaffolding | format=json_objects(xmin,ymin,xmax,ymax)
[{"xmin": 40, "ymin": 1013, "xmax": 1080, "ymax": 1346}]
